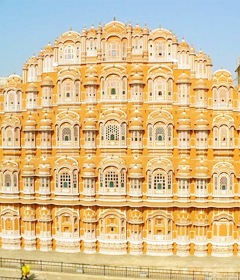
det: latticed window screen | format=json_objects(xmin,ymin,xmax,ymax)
[
  {"xmin": 7, "ymin": 129, "xmax": 12, "ymax": 142},
  {"xmin": 106, "ymin": 124, "xmax": 119, "ymax": 141},
  {"xmin": 168, "ymin": 126, "xmax": 172, "ymax": 141},
  {"xmin": 168, "ymin": 172, "xmax": 172, "ymax": 189},
  {"xmin": 220, "ymin": 125, "xmax": 228, "ymax": 145},
  {"xmin": 121, "ymin": 172, "xmax": 125, "ymax": 188},
  {"xmin": 99, "ymin": 172, "xmax": 103, "ymax": 187},
  {"xmin": 73, "ymin": 171, "xmax": 77, "ymax": 188},
  {"xmin": 220, "ymin": 176, "xmax": 227, "ymax": 190},
  {"xmin": 230, "ymin": 174, "xmax": 234, "ymax": 190},
  {"xmin": 5, "ymin": 174, "xmax": 11, "ymax": 187},
  {"xmin": 105, "ymin": 171, "xmax": 118, "ymax": 188},
  {"xmin": 154, "ymin": 173, "xmax": 165, "ymax": 189},
  {"xmin": 214, "ymin": 175, "xmax": 217, "ymax": 190},
  {"xmin": 64, "ymin": 45, "xmax": 74, "ymax": 60},
  {"xmin": 74, "ymin": 126, "xmax": 78, "ymax": 141},
  {"xmin": 62, "ymin": 79, "xmax": 74, "ymax": 97},
  {"xmin": 121, "ymin": 124, "xmax": 126, "ymax": 140},
  {"xmin": 148, "ymin": 173, "xmax": 152, "ymax": 189},
  {"xmin": 60, "ymin": 173, "xmax": 71, "ymax": 188},
  {"xmin": 155, "ymin": 127, "xmax": 165, "ymax": 141},
  {"xmin": 13, "ymin": 173, "xmax": 17, "ymax": 187},
  {"xmin": 75, "ymin": 81, "xmax": 80, "ymax": 96},
  {"xmin": 149, "ymin": 126, "xmax": 153, "ymax": 141},
  {"xmin": 155, "ymin": 42, "xmax": 165, "ymax": 57},
  {"xmin": 62, "ymin": 127, "xmax": 71, "ymax": 141}
]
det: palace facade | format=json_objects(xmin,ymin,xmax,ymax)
[{"xmin": 0, "ymin": 20, "xmax": 240, "ymax": 257}]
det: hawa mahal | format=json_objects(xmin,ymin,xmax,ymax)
[{"xmin": 0, "ymin": 19, "xmax": 239, "ymax": 257}]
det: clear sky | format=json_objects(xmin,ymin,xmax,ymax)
[{"xmin": 0, "ymin": 0, "xmax": 239, "ymax": 79}]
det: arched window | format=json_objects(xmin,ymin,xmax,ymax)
[
  {"xmin": 132, "ymin": 37, "xmax": 143, "ymax": 55},
  {"xmin": 60, "ymin": 173, "xmax": 71, "ymax": 188},
  {"xmin": 108, "ymin": 41, "xmax": 120, "ymax": 60},
  {"xmin": 155, "ymin": 127, "xmax": 165, "ymax": 141},
  {"xmin": 148, "ymin": 169, "xmax": 173, "ymax": 195},
  {"xmin": 64, "ymin": 45, "xmax": 74, "ymax": 60},
  {"xmin": 219, "ymin": 87, "xmax": 228, "ymax": 107},
  {"xmin": 105, "ymin": 171, "xmax": 118, "ymax": 188},
  {"xmin": 154, "ymin": 173, "xmax": 165, "ymax": 190},
  {"xmin": 5, "ymin": 174, "xmax": 11, "ymax": 187},
  {"xmin": 155, "ymin": 41, "xmax": 166, "ymax": 59},
  {"xmin": 62, "ymin": 79, "xmax": 74, "ymax": 102},
  {"xmin": 55, "ymin": 165, "xmax": 79, "ymax": 195},
  {"xmin": 62, "ymin": 127, "xmax": 71, "ymax": 141},
  {"xmin": 213, "ymin": 165, "xmax": 234, "ymax": 197},
  {"xmin": 220, "ymin": 175, "xmax": 227, "ymax": 191},
  {"xmin": 106, "ymin": 124, "xmax": 119, "ymax": 141},
  {"xmin": 106, "ymin": 75, "xmax": 121, "ymax": 98},
  {"xmin": 154, "ymin": 78, "xmax": 166, "ymax": 101}
]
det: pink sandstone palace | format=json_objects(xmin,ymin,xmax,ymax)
[{"xmin": 0, "ymin": 19, "xmax": 239, "ymax": 257}]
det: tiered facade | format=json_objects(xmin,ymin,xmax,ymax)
[{"xmin": 0, "ymin": 20, "xmax": 240, "ymax": 256}]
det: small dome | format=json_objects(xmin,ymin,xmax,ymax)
[
  {"xmin": 82, "ymin": 157, "xmax": 97, "ymax": 177},
  {"xmin": 194, "ymin": 113, "xmax": 209, "ymax": 130},
  {"xmin": 176, "ymin": 211, "xmax": 191, "ymax": 225},
  {"xmin": 176, "ymin": 73, "xmax": 191, "ymax": 84},
  {"xmin": 128, "ymin": 158, "xmax": 144, "ymax": 179},
  {"xmin": 81, "ymin": 27, "xmax": 87, "ymax": 36},
  {"xmin": 26, "ymin": 83, "xmax": 38, "ymax": 92},
  {"xmin": 38, "ymin": 49, "xmax": 44, "ymax": 57},
  {"xmin": 133, "ymin": 23, "xmax": 143, "ymax": 34},
  {"xmin": 129, "ymin": 110, "xmax": 144, "ymax": 131},
  {"xmin": 44, "ymin": 43, "xmax": 53, "ymax": 53},
  {"xmin": 84, "ymin": 109, "xmax": 97, "ymax": 119},
  {"xmin": 23, "ymin": 207, "xmax": 36, "ymax": 221},
  {"xmin": 177, "ymin": 111, "xmax": 191, "ymax": 130},
  {"xmin": 178, "ymin": 38, "xmax": 189, "ymax": 49},
  {"xmin": 28, "ymin": 55, "xmax": 38, "ymax": 64},
  {"xmin": 97, "ymin": 24, "xmax": 102, "ymax": 33},
  {"xmin": 24, "ymin": 114, "xmax": 36, "ymax": 129},
  {"xmin": 128, "ymin": 209, "xmax": 143, "ymax": 224},
  {"xmin": 176, "ymin": 159, "xmax": 191, "ymax": 179},
  {"xmin": 130, "ymin": 65, "xmax": 144, "ymax": 85},
  {"xmin": 129, "ymin": 157, "xmax": 143, "ymax": 167},
  {"xmin": 172, "ymin": 35, "xmax": 178, "ymax": 44},
  {"xmin": 130, "ymin": 109, "xmax": 143, "ymax": 120},
  {"xmin": 22, "ymin": 160, "xmax": 35, "ymax": 176},
  {"xmin": 40, "ymin": 113, "xmax": 52, "ymax": 129},
  {"xmin": 193, "ymin": 79, "xmax": 209, "ymax": 90},
  {"xmin": 41, "ymin": 76, "xmax": 54, "ymax": 87},
  {"xmin": 143, "ymin": 24, "xmax": 149, "ymax": 34},
  {"xmin": 83, "ymin": 157, "xmax": 96, "ymax": 168},
  {"xmin": 190, "ymin": 45, "xmax": 195, "ymax": 53},
  {"xmin": 85, "ymin": 75, "xmax": 98, "ymax": 86},
  {"xmin": 83, "ymin": 208, "xmax": 96, "ymax": 222},
  {"xmin": 87, "ymin": 25, "xmax": 97, "ymax": 36},
  {"xmin": 128, "ymin": 167, "xmax": 144, "ymax": 178},
  {"xmin": 84, "ymin": 66, "xmax": 98, "ymax": 86},
  {"xmin": 83, "ymin": 119, "xmax": 97, "ymax": 130},
  {"xmin": 194, "ymin": 160, "xmax": 210, "ymax": 179},
  {"xmin": 85, "ymin": 66, "xmax": 98, "ymax": 76},
  {"xmin": 82, "ymin": 166, "xmax": 96, "ymax": 178},
  {"xmin": 193, "ymin": 212, "xmax": 208, "ymax": 226},
  {"xmin": 39, "ymin": 208, "xmax": 52, "ymax": 221},
  {"xmin": 131, "ymin": 64, "xmax": 143, "ymax": 75},
  {"xmin": 129, "ymin": 119, "xmax": 144, "ymax": 131},
  {"xmin": 83, "ymin": 110, "xmax": 97, "ymax": 131},
  {"xmin": 207, "ymin": 56, "xmax": 212, "ymax": 65},
  {"xmin": 38, "ymin": 159, "xmax": 51, "ymax": 176}
]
